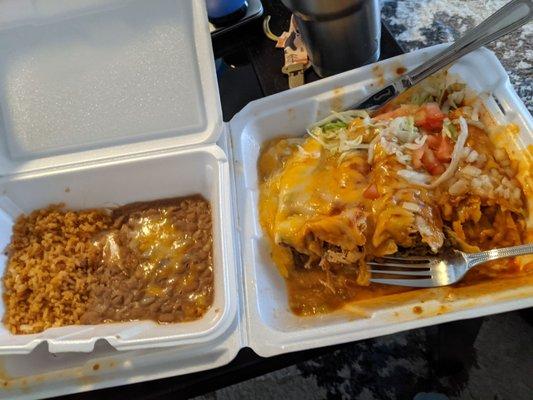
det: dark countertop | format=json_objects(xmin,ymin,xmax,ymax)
[{"xmin": 195, "ymin": 311, "xmax": 533, "ymax": 400}]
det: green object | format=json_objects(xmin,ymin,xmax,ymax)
[{"xmin": 322, "ymin": 121, "xmax": 347, "ymax": 131}]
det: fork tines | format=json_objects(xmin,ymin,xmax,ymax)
[{"xmin": 368, "ymin": 256, "xmax": 434, "ymax": 280}]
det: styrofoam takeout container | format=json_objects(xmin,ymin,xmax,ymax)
[{"xmin": 0, "ymin": 0, "xmax": 532, "ymax": 397}]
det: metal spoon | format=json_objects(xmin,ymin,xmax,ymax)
[{"xmin": 352, "ymin": 0, "xmax": 533, "ymax": 112}]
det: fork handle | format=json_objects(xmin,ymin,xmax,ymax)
[{"xmin": 465, "ymin": 244, "xmax": 533, "ymax": 268}]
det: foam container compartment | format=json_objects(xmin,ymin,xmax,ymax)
[
  {"xmin": 229, "ymin": 45, "xmax": 533, "ymax": 357},
  {"xmin": 0, "ymin": 0, "xmax": 532, "ymax": 396},
  {"xmin": 0, "ymin": 146, "xmax": 237, "ymax": 353}
]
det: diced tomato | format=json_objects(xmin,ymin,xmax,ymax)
[
  {"xmin": 421, "ymin": 147, "xmax": 445, "ymax": 175},
  {"xmin": 435, "ymin": 135, "xmax": 453, "ymax": 162},
  {"xmin": 432, "ymin": 163, "xmax": 446, "ymax": 175},
  {"xmin": 426, "ymin": 134, "xmax": 453, "ymax": 162},
  {"xmin": 411, "ymin": 146, "xmax": 425, "ymax": 169},
  {"xmin": 414, "ymin": 103, "xmax": 445, "ymax": 132},
  {"xmin": 363, "ymin": 183, "xmax": 380, "ymax": 199},
  {"xmin": 373, "ymin": 104, "xmax": 418, "ymax": 121},
  {"xmin": 425, "ymin": 135, "xmax": 440, "ymax": 150}
]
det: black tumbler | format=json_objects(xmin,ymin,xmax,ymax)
[{"xmin": 281, "ymin": 0, "xmax": 381, "ymax": 77}]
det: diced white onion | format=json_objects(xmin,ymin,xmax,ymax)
[
  {"xmin": 449, "ymin": 179, "xmax": 469, "ymax": 196},
  {"xmin": 461, "ymin": 165, "xmax": 482, "ymax": 177},
  {"xmin": 402, "ymin": 202, "xmax": 421, "ymax": 212},
  {"xmin": 466, "ymin": 149, "xmax": 479, "ymax": 163}
]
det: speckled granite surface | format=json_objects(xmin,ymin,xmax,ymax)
[
  {"xmin": 381, "ymin": 0, "xmax": 532, "ymax": 114},
  {"xmin": 195, "ymin": 2, "xmax": 533, "ymax": 399},
  {"xmin": 196, "ymin": 312, "xmax": 533, "ymax": 400}
]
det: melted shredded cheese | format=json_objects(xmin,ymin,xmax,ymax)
[{"xmin": 258, "ymin": 75, "xmax": 530, "ymax": 317}]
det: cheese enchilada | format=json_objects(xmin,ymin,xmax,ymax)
[{"xmin": 258, "ymin": 73, "xmax": 532, "ymax": 315}]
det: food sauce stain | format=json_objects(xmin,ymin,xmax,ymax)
[
  {"xmin": 372, "ymin": 65, "xmax": 385, "ymax": 86},
  {"xmin": 0, "ymin": 360, "xmax": 10, "ymax": 381},
  {"xmin": 396, "ymin": 66, "xmax": 407, "ymax": 75},
  {"xmin": 287, "ymin": 107, "xmax": 295, "ymax": 121},
  {"xmin": 331, "ymin": 87, "xmax": 344, "ymax": 111}
]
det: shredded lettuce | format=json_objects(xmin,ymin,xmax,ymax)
[
  {"xmin": 306, "ymin": 110, "xmax": 373, "ymax": 154},
  {"xmin": 409, "ymin": 72, "xmax": 466, "ymax": 110},
  {"xmin": 308, "ymin": 110, "xmax": 371, "ymax": 131},
  {"xmin": 410, "ymin": 91, "xmax": 433, "ymax": 106},
  {"xmin": 387, "ymin": 116, "xmax": 418, "ymax": 144},
  {"xmin": 322, "ymin": 121, "xmax": 347, "ymax": 131},
  {"xmin": 410, "ymin": 72, "xmax": 447, "ymax": 105},
  {"xmin": 301, "ymin": 72, "xmax": 474, "ymax": 190},
  {"xmin": 448, "ymin": 123, "xmax": 458, "ymax": 140},
  {"xmin": 442, "ymin": 119, "xmax": 458, "ymax": 141}
]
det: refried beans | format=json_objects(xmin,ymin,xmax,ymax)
[
  {"xmin": 2, "ymin": 195, "xmax": 214, "ymax": 334},
  {"xmin": 81, "ymin": 196, "xmax": 214, "ymax": 324}
]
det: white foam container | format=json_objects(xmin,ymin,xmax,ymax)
[
  {"xmin": 0, "ymin": 1, "xmax": 532, "ymax": 398},
  {"xmin": 230, "ymin": 44, "xmax": 533, "ymax": 357}
]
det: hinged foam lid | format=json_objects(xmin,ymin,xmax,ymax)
[{"xmin": 0, "ymin": 0, "xmax": 222, "ymax": 176}]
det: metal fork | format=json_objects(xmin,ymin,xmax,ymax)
[{"xmin": 368, "ymin": 244, "xmax": 533, "ymax": 287}]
